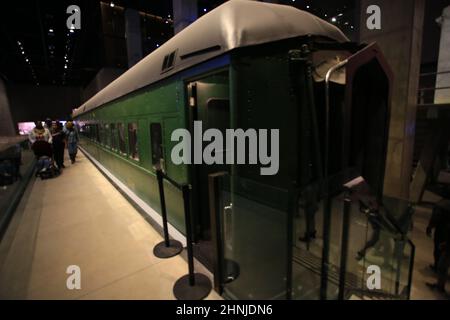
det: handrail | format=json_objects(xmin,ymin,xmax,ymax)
[
  {"xmin": 406, "ymin": 239, "xmax": 415, "ymax": 299},
  {"xmin": 346, "ymin": 288, "xmax": 400, "ymax": 300},
  {"xmin": 324, "ymin": 60, "xmax": 348, "ymax": 178},
  {"xmin": 321, "ymin": 59, "xmax": 349, "ymax": 300},
  {"xmin": 420, "ymin": 70, "xmax": 450, "ymax": 77},
  {"xmin": 418, "ymin": 86, "xmax": 450, "ymax": 92},
  {"xmin": 156, "ymin": 167, "xmax": 189, "ymax": 190}
]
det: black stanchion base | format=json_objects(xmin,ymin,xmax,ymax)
[
  {"xmin": 224, "ymin": 259, "xmax": 240, "ymax": 283},
  {"xmin": 173, "ymin": 273, "xmax": 212, "ymax": 300},
  {"xmin": 153, "ymin": 240, "xmax": 183, "ymax": 258}
]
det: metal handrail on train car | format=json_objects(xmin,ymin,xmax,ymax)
[{"xmin": 320, "ymin": 59, "xmax": 349, "ymax": 300}]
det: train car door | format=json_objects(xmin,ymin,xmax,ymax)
[{"xmin": 187, "ymin": 71, "xmax": 230, "ymax": 270}]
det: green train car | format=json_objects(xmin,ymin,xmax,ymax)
[{"xmin": 73, "ymin": 0, "xmax": 414, "ymax": 300}]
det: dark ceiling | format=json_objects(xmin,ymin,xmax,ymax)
[
  {"xmin": 0, "ymin": 0, "xmax": 174, "ymax": 88},
  {"xmin": 6, "ymin": 0, "xmax": 447, "ymax": 90}
]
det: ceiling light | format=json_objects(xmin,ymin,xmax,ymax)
[{"xmin": 110, "ymin": 2, "xmax": 115, "ymax": 8}]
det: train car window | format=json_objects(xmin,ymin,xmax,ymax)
[
  {"xmin": 79, "ymin": 123, "xmax": 86, "ymax": 136},
  {"xmin": 110, "ymin": 123, "xmax": 117, "ymax": 150},
  {"xmin": 117, "ymin": 123, "xmax": 127, "ymax": 155},
  {"xmin": 150, "ymin": 123, "xmax": 164, "ymax": 170},
  {"xmin": 128, "ymin": 123, "xmax": 139, "ymax": 161},
  {"xmin": 104, "ymin": 123, "xmax": 110, "ymax": 147},
  {"xmin": 94, "ymin": 124, "xmax": 100, "ymax": 143},
  {"xmin": 99, "ymin": 123, "xmax": 104, "ymax": 145}
]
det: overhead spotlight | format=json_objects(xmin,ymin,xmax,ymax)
[
  {"xmin": 110, "ymin": 2, "xmax": 115, "ymax": 8},
  {"xmin": 203, "ymin": 8, "xmax": 207, "ymax": 12},
  {"xmin": 49, "ymin": 28, "xmax": 54, "ymax": 33},
  {"xmin": 331, "ymin": 17, "xmax": 337, "ymax": 22},
  {"xmin": 306, "ymin": 5, "xmax": 310, "ymax": 9},
  {"xmin": 64, "ymin": 65, "xmax": 68, "ymax": 69},
  {"xmin": 69, "ymin": 29, "xmax": 74, "ymax": 33}
]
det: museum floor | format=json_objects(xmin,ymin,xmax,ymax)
[
  {"xmin": 0, "ymin": 151, "xmax": 447, "ymax": 300},
  {"xmin": 0, "ymin": 151, "xmax": 219, "ymax": 300}
]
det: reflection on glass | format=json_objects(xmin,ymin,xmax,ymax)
[
  {"xmin": 220, "ymin": 176, "xmax": 288, "ymax": 300},
  {"xmin": 117, "ymin": 123, "xmax": 126, "ymax": 155},
  {"xmin": 128, "ymin": 122, "xmax": 139, "ymax": 160}
]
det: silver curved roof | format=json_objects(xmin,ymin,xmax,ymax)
[{"xmin": 73, "ymin": 0, "xmax": 349, "ymax": 117}]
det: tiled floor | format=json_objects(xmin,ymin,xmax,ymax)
[{"xmin": 0, "ymin": 152, "xmax": 221, "ymax": 300}]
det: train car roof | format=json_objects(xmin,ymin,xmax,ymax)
[{"xmin": 73, "ymin": 0, "xmax": 349, "ymax": 117}]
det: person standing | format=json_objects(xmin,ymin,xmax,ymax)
[
  {"xmin": 29, "ymin": 121, "xmax": 52, "ymax": 144},
  {"xmin": 44, "ymin": 118, "xmax": 52, "ymax": 130},
  {"xmin": 427, "ymin": 201, "xmax": 448, "ymax": 272},
  {"xmin": 65, "ymin": 121, "xmax": 79, "ymax": 164},
  {"xmin": 51, "ymin": 121, "xmax": 65, "ymax": 169}
]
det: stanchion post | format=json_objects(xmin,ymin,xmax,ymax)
[
  {"xmin": 173, "ymin": 184, "xmax": 212, "ymax": 300},
  {"xmin": 338, "ymin": 194, "xmax": 352, "ymax": 300},
  {"xmin": 182, "ymin": 184, "xmax": 196, "ymax": 285},
  {"xmin": 152, "ymin": 168, "xmax": 183, "ymax": 259},
  {"xmin": 157, "ymin": 169, "xmax": 170, "ymax": 247}
]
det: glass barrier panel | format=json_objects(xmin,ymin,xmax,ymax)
[{"xmin": 219, "ymin": 175, "xmax": 290, "ymax": 300}]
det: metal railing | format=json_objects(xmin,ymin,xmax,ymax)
[{"xmin": 418, "ymin": 70, "xmax": 450, "ymax": 108}]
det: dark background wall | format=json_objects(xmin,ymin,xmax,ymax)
[
  {"xmin": 7, "ymin": 84, "xmax": 81, "ymax": 124},
  {"xmin": 0, "ymin": 77, "xmax": 15, "ymax": 136}
]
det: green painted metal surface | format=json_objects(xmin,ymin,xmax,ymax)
[{"xmin": 76, "ymin": 79, "xmax": 190, "ymax": 234}]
